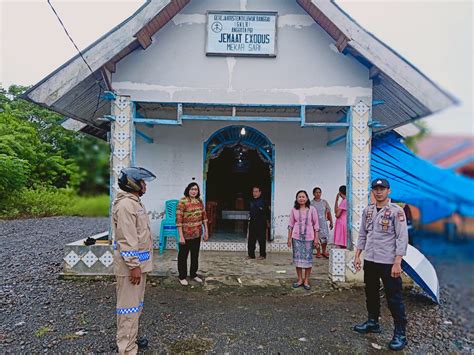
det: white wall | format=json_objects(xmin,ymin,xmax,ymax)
[
  {"xmin": 112, "ymin": 0, "xmax": 371, "ymax": 106},
  {"xmin": 138, "ymin": 121, "xmax": 346, "ymax": 242}
]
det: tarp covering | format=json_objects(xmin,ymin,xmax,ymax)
[{"xmin": 371, "ymin": 133, "xmax": 474, "ymax": 224}]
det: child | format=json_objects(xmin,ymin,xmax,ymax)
[
  {"xmin": 288, "ymin": 190, "xmax": 320, "ymax": 290},
  {"xmin": 333, "ymin": 185, "xmax": 347, "ymax": 248}
]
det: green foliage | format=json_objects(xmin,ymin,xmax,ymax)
[
  {"xmin": 65, "ymin": 194, "xmax": 110, "ymax": 217},
  {"xmin": 0, "ymin": 85, "xmax": 110, "ymax": 218},
  {"xmin": 0, "ymin": 154, "xmax": 30, "ymax": 199},
  {"xmin": 0, "ymin": 85, "xmax": 109, "ymax": 193},
  {"xmin": 35, "ymin": 326, "xmax": 52, "ymax": 338},
  {"xmin": 404, "ymin": 121, "xmax": 430, "ymax": 153},
  {"xmin": 0, "ymin": 189, "xmax": 109, "ymax": 219}
]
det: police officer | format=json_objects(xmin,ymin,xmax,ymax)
[
  {"xmin": 113, "ymin": 167, "xmax": 156, "ymax": 354},
  {"xmin": 247, "ymin": 185, "xmax": 270, "ymax": 260},
  {"xmin": 353, "ymin": 178, "xmax": 409, "ymax": 351}
]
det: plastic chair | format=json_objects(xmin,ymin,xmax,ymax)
[{"xmin": 159, "ymin": 199, "xmax": 180, "ymax": 254}]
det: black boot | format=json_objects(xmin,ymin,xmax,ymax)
[
  {"xmin": 353, "ymin": 318, "xmax": 382, "ymax": 334},
  {"xmin": 136, "ymin": 337, "xmax": 149, "ymax": 349},
  {"xmin": 388, "ymin": 326, "xmax": 407, "ymax": 351}
]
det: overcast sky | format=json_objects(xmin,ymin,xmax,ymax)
[{"xmin": 0, "ymin": 0, "xmax": 472, "ymax": 135}]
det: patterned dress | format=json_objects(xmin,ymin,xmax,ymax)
[
  {"xmin": 176, "ymin": 197, "xmax": 208, "ymax": 240},
  {"xmin": 310, "ymin": 199, "xmax": 331, "ymax": 244},
  {"xmin": 288, "ymin": 206, "xmax": 319, "ymax": 268}
]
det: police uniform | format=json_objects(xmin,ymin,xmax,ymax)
[
  {"xmin": 113, "ymin": 191, "xmax": 153, "ymax": 355},
  {"xmin": 356, "ymin": 179, "xmax": 409, "ymax": 350}
]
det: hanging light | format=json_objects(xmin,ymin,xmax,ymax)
[{"xmin": 240, "ymin": 127, "xmax": 246, "ymax": 136}]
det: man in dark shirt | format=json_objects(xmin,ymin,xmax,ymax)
[{"xmin": 247, "ymin": 186, "xmax": 269, "ymax": 260}]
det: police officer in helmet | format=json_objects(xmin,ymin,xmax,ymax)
[
  {"xmin": 113, "ymin": 167, "xmax": 156, "ymax": 354},
  {"xmin": 353, "ymin": 178, "xmax": 409, "ymax": 351}
]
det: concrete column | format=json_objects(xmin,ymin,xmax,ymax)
[
  {"xmin": 109, "ymin": 95, "xmax": 134, "ymax": 242},
  {"xmin": 345, "ymin": 100, "xmax": 372, "ymax": 282},
  {"xmin": 329, "ymin": 100, "xmax": 371, "ymax": 283}
]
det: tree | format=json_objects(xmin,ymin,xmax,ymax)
[
  {"xmin": 404, "ymin": 121, "xmax": 430, "ymax": 153},
  {"xmin": 0, "ymin": 85, "xmax": 109, "ymax": 195}
]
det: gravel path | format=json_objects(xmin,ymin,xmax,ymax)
[{"xmin": 0, "ymin": 217, "xmax": 472, "ymax": 353}]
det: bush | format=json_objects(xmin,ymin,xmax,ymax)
[
  {"xmin": 0, "ymin": 154, "xmax": 30, "ymax": 199},
  {"xmin": 0, "ymin": 188, "xmax": 109, "ymax": 219}
]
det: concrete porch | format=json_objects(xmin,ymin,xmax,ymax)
[{"xmin": 62, "ymin": 233, "xmax": 350, "ymax": 284}]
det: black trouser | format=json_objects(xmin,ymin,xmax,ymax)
[
  {"xmin": 364, "ymin": 260, "xmax": 407, "ymax": 329},
  {"xmin": 178, "ymin": 237, "xmax": 201, "ymax": 280},
  {"xmin": 248, "ymin": 220, "xmax": 266, "ymax": 258}
]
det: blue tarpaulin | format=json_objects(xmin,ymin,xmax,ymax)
[{"xmin": 371, "ymin": 133, "xmax": 474, "ymax": 224}]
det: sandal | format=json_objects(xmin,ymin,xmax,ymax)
[
  {"xmin": 322, "ymin": 252, "xmax": 330, "ymax": 259},
  {"xmin": 292, "ymin": 282, "xmax": 303, "ymax": 288},
  {"xmin": 303, "ymin": 284, "xmax": 311, "ymax": 290}
]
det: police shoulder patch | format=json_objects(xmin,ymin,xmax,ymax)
[{"xmin": 397, "ymin": 211, "xmax": 405, "ymax": 222}]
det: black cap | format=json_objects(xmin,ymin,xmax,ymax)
[{"xmin": 371, "ymin": 178, "xmax": 390, "ymax": 189}]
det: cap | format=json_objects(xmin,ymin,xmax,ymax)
[{"xmin": 371, "ymin": 178, "xmax": 390, "ymax": 189}]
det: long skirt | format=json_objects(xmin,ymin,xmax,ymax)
[{"xmin": 292, "ymin": 239, "xmax": 313, "ymax": 268}]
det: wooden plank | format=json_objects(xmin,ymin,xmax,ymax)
[
  {"xmin": 136, "ymin": 32, "xmax": 152, "ymax": 49},
  {"xmin": 100, "ymin": 67, "xmax": 113, "ymax": 90},
  {"xmin": 336, "ymin": 35, "xmax": 349, "ymax": 52},
  {"xmin": 104, "ymin": 61, "xmax": 116, "ymax": 73},
  {"xmin": 369, "ymin": 65, "xmax": 380, "ymax": 79}
]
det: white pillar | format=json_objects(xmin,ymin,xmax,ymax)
[
  {"xmin": 329, "ymin": 100, "xmax": 371, "ymax": 282},
  {"xmin": 109, "ymin": 95, "xmax": 134, "ymax": 243}
]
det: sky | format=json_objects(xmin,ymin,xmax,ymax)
[{"xmin": 0, "ymin": 0, "xmax": 472, "ymax": 135}]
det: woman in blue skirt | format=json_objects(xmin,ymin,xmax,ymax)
[{"xmin": 287, "ymin": 190, "xmax": 320, "ymax": 290}]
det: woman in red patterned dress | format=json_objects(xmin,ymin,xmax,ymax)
[{"xmin": 176, "ymin": 182, "xmax": 209, "ymax": 286}]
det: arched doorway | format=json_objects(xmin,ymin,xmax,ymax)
[{"xmin": 203, "ymin": 126, "xmax": 274, "ymax": 242}]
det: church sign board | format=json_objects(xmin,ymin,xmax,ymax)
[{"xmin": 206, "ymin": 11, "xmax": 277, "ymax": 57}]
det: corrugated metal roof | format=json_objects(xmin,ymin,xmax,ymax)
[{"xmin": 416, "ymin": 135, "xmax": 474, "ymax": 170}]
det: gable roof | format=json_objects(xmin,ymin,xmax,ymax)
[{"xmin": 23, "ymin": 0, "xmax": 457, "ymax": 139}]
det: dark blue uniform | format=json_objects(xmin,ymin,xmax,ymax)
[{"xmin": 248, "ymin": 197, "xmax": 269, "ymax": 258}]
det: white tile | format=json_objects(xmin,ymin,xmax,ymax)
[
  {"xmin": 115, "ymin": 113, "xmax": 128, "ymax": 126},
  {"xmin": 331, "ymin": 275, "xmax": 345, "ymax": 282},
  {"xmin": 82, "ymin": 250, "xmax": 98, "ymax": 268},
  {"xmin": 114, "ymin": 147, "xmax": 129, "ymax": 160},
  {"xmin": 99, "ymin": 251, "xmax": 114, "ymax": 268},
  {"xmin": 64, "ymin": 251, "xmax": 80, "ymax": 267},
  {"xmin": 114, "ymin": 130, "xmax": 128, "ymax": 144},
  {"xmin": 354, "ymin": 101, "xmax": 369, "ymax": 116},
  {"xmin": 347, "ymin": 256, "xmax": 357, "ymax": 274},
  {"xmin": 330, "ymin": 263, "xmax": 345, "ymax": 276}
]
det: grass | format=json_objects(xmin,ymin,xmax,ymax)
[
  {"xmin": 66, "ymin": 194, "xmax": 109, "ymax": 217},
  {"xmin": 61, "ymin": 333, "xmax": 80, "ymax": 341},
  {"xmin": 35, "ymin": 326, "xmax": 52, "ymax": 337},
  {"xmin": 0, "ymin": 188, "xmax": 109, "ymax": 219}
]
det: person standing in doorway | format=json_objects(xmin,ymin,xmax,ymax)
[
  {"xmin": 288, "ymin": 190, "xmax": 320, "ymax": 290},
  {"xmin": 333, "ymin": 185, "xmax": 347, "ymax": 248},
  {"xmin": 247, "ymin": 186, "xmax": 270, "ymax": 260},
  {"xmin": 113, "ymin": 167, "xmax": 156, "ymax": 354},
  {"xmin": 311, "ymin": 187, "xmax": 333, "ymax": 258},
  {"xmin": 176, "ymin": 182, "xmax": 209, "ymax": 286},
  {"xmin": 353, "ymin": 178, "xmax": 409, "ymax": 351}
]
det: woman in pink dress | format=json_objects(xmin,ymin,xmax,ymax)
[
  {"xmin": 333, "ymin": 185, "xmax": 347, "ymax": 248},
  {"xmin": 287, "ymin": 190, "xmax": 320, "ymax": 290}
]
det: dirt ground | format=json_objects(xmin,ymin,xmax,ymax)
[{"xmin": 0, "ymin": 217, "xmax": 472, "ymax": 353}]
